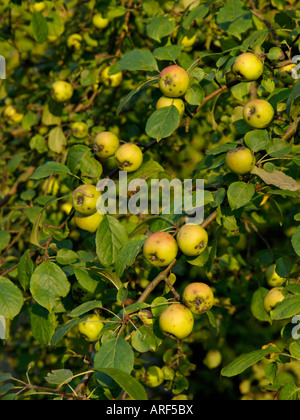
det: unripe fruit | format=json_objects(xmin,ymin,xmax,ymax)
[
  {"xmin": 264, "ymin": 287, "xmax": 286, "ymax": 313},
  {"xmin": 4, "ymin": 106, "xmax": 24, "ymax": 125},
  {"xmin": 143, "ymin": 232, "xmax": 178, "ymax": 268},
  {"xmin": 78, "ymin": 314, "xmax": 104, "ymax": 342},
  {"xmin": 67, "ymin": 34, "xmax": 83, "ymax": 51},
  {"xmin": 232, "ymin": 53, "xmax": 264, "ymax": 81},
  {"xmin": 30, "ymin": 1, "xmax": 46, "ymax": 12},
  {"xmin": 74, "ymin": 211, "xmax": 104, "ymax": 233},
  {"xmin": 72, "ymin": 184, "xmax": 101, "ymax": 216},
  {"xmin": 159, "ymin": 65, "xmax": 190, "ymax": 98},
  {"xmin": 183, "ymin": 282, "xmax": 214, "ymax": 314},
  {"xmin": 92, "ymin": 13, "xmax": 110, "ymax": 29},
  {"xmin": 176, "ymin": 224, "xmax": 208, "ymax": 257},
  {"xmin": 72, "ymin": 122, "xmax": 89, "ymax": 139},
  {"xmin": 156, "ymin": 96, "xmax": 185, "ymax": 117},
  {"xmin": 94, "ymin": 131, "xmax": 120, "ymax": 158},
  {"xmin": 159, "ymin": 303, "xmax": 194, "ymax": 339},
  {"xmin": 226, "ymin": 147, "xmax": 256, "ymax": 175},
  {"xmin": 145, "ymin": 366, "xmax": 164, "ymax": 388},
  {"xmin": 203, "ymin": 349, "xmax": 222, "ymax": 369},
  {"xmin": 243, "ymin": 99, "xmax": 274, "ymax": 129},
  {"xmin": 102, "ymin": 66, "xmax": 123, "ymax": 88},
  {"xmin": 180, "ymin": 30, "xmax": 197, "ymax": 49},
  {"xmin": 51, "ymin": 81, "xmax": 74, "ymax": 103},
  {"xmin": 115, "ymin": 143, "xmax": 143, "ymax": 172},
  {"xmin": 266, "ymin": 264, "xmax": 286, "ymax": 287},
  {"xmin": 267, "ymin": 47, "xmax": 285, "ymax": 62},
  {"xmin": 277, "ymin": 64, "xmax": 297, "ymax": 85}
]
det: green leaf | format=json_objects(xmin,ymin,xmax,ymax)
[
  {"xmin": 153, "ymin": 45, "xmax": 184, "ymax": 62},
  {"xmin": 131, "ymin": 325, "xmax": 157, "ymax": 353},
  {"xmin": 0, "ymin": 231, "xmax": 11, "ymax": 253},
  {"xmin": 183, "ymin": 4, "xmax": 210, "ymax": 28},
  {"xmin": 94, "ymin": 338, "xmax": 134, "ymax": 374},
  {"xmin": 0, "ymin": 277, "xmax": 24, "ymax": 320},
  {"xmin": 48, "ymin": 126, "xmax": 67, "ymax": 154},
  {"xmin": 30, "ymin": 162, "xmax": 71, "ymax": 180},
  {"xmin": 227, "ymin": 182, "xmax": 255, "ymax": 210},
  {"xmin": 115, "ymin": 235, "xmax": 147, "ymax": 278},
  {"xmin": 18, "ymin": 250, "xmax": 34, "ymax": 291},
  {"xmin": 30, "ymin": 262, "xmax": 71, "ymax": 312},
  {"xmin": 45, "ymin": 369, "xmax": 73, "ymax": 386},
  {"xmin": 56, "ymin": 249, "xmax": 79, "ymax": 265},
  {"xmin": 96, "ymin": 368, "xmax": 148, "ymax": 400},
  {"xmin": 30, "ymin": 303, "xmax": 56, "ymax": 345},
  {"xmin": 68, "ymin": 301, "xmax": 103, "ymax": 318},
  {"xmin": 251, "ymin": 166, "xmax": 300, "ymax": 192},
  {"xmin": 251, "ymin": 287, "xmax": 271, "ymax": 322},
  {"xmin": 145, "ymin": 106, "xmax": 181, "ymax": 140},
  {"xmin": 51, "ymin": 319, "xmax": 82, "ymax": 345},
  {"xmin": 279, "ymin": 383, "xmax": 299, "ymax": 401},
  {"xmin": 216, "ymin": 0, "xmax": 252, "ymax": 39},
  {"xmin": 292, "ymin": 226, "xmax": 300, "ymax": 256},
  {"xmin": 146, "ymin": 16, "xmax": 175, "ymax": 42},
  {"xmin": 31, "ymin": 12, "xmax": 48, "ymax": 43},
  {"xmin": 271, "ymin": 295, "xmax": 300, "ymax": 320},
  {"xmin": 96, "ymin": 216, "xmax": 128, "ymax": 268},
  {"xmin": 116, "ymin": 78, "xmax": 158, "ymax": 115},
  {"xmin": 118, "ymin": 49, "xmax": 159, "ymax": 72},
  {"xmin": 286, "ymin": 80, "xmax": 300, "ymax": 115},
  {"xmin": 266, "ymin": 138, "xmax": 291, "ymax": 158},
  {"xmin": 185, "ymin": 84, "xmax": 205, "ymax": 106},
  {"xmin": 244, "ymin": 130, "xmax": 271, "ymax": 152},
  {"xmin": 66, "ymin": 144, "xmax": 90, "ymax": 174}
]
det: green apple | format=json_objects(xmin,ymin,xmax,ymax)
[
  {"xmin": 115, "ymin": 143, "xmax": 143, "ymax": 172},
  {"xmin": 72, "ymin": 184, "xmax": 101, "ymax": 216},
  {"xmin": 203, "ymin": 349, "xmax": 222, "ymax": 369},
  {"xmin": 71, "ymin": 122, "xmax": 89, "ymax": 139},
  {"xmin": 143, "ymin": 231, "xmax": 178, "ymax": 268},
  {"xmin": 226, "ymin": 147, "xmax": 256, "ymax": 175},
  {"xmin": 243, "ymin": 99, "xmax": 274, "ymax": 128},
  {"xmin": 183, "ymin": 282, "xmax": 214, "ymax": 314},
  {"xmin": 265, "ymin": 264, "xmax": 286, "ymax": 287},
  {"xmin": 94, "ymin": 131, "xmax": 120, "ymax": 158},
  {"xmin": 30, "ymin": 1, "xmax": 46, "ymax": 12},
  {"xmin": 4, "ymin": 106, "xmax": 24, "ymax": 125},
  {"xmin": 159, "ymin": 303, "xmax": 194, "ymax": 339},
  {"xmin": 264, "ymin": 287, "xmax": 286, "ymax": 313},
  {"xmin": 176, "ymin": 224, "xmax": 208, "ymax": 257},
  {"xmin": 156, "ymin": 96, "xmax": 185, "ymax": 117},
  {"xmin": 277, "ymin": 64, "xmax": 297, "ymax": 85},
  {"xmin": 78, "ymin": 314, "xmax": 104, "ymax": 342},
  {"xmin": 102, "ymin": 66, "xmax": 123, "ymax": 88},
  {"xmin": 159, "ymin": 65, "xmax": 190, "ymax": 98},
  {"xmin": 67, "ymin": 34, "xmax": 83, "ymax": 51},
  {"xmin": 92, "ymin": 13, "xmax": 110, "ymax": 29},
  {"xmin": 232, "ymin": 53, "xmax": 264, "ymax": 81},
  {"xmin": 74, "ymin": 211, "xmax": 104, "ymax": 233},
  {"xmin": 51, "ymin": 81, "xmax": 74, "ymax": 103},
  {"xmin": 145, "ymin": 366, "xmax": 164, "ymax": 388}
]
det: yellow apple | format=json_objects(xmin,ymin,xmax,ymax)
[
  {"xmin": 159, "ymin": 303, "xmax": 194, "ymax": 339},
  {"xmin": 243, "ymin": 99, "xmax": 274, "ymax": 129},
  {"xmin": 183, "ymin": 282, "xmax": 214, "ymax": 314},
  {"xmin": 78, "ymin": 314, "xmax": 104, "ymax": 342},
  {"xmin": 94, "ymin": 131, "xmax": 120, "ymax": 158},
  {"xmin": 72, "ymin": 184, "xmax": 101, "ymax": 216},
  {"xmin": 51, "ymin": 81, "xmax": 74, "ymax": 103},
  {"xmin": 233, "ymin": 53, "xmax": 264, "ymax": 81},
  {"xmin": 92, "ymin": 13, "xmax": 110, "ymax": 29},
  {"xmin": 226, "ymin": 147, "xmax": 256, "ymax": 175},
  {"xmin": 265, "ymin": 264, "xmax": 286, "ymax": 287},
  {"xmin": 74, "ymin": 211, "xmax": 104, "ymax": 233},
  {"xmin": 102, "ymin": 66, "xmax": 123, "ymax": 88},
  {"xmin": 143, "ymin": 231, "xmax": 178, "ymax": 268},
  {"xmin": 156, "ymin": 96, "xmax": 185, "ymax": 117},
  {"xmin": 159, "ymin": 65, "xmax": 190, "ymax": 98},
  {"xmin": 263, "ymin": 287, "xmax": 286, "ymax": 313},
  {"xmin": 115, "ymin": 143, "xmax": 143, "ymax": 172},
  {"xmin": 176, "ymin": 224, "xmax": 208, "ymax": 257}
]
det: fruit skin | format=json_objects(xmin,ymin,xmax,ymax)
[
  {"xmin": 143, "ymin": 232, "xmax": 178, "ymax": 268},
  {"xmin": 72, "ymin": 122, "xmax": 89, "ymax": 139},
  {"xmin": 232, "ymin": 53, "xmax": 264, "ymax": 81},
  {"xmin": 72, "ymin": 184, "xmax": 101, "ymax": 216},
  {"xmin": 115, "ymin": 143, "xmax": 143, "ymax": 172},
  {"xmin": 277, "ymin": 64, "xmax": 297, "ymax": 85},
  {"xmin": 264, "ymin": 287, "xmax": 286, "ymax": 313},
  {"xmin": 156, "ymin": 96, "xmax": 185, "ymax": 117},
  {"xmin": 266, "ymin": 265, "xmax": 286, "ymax": 287},
  {"xmin": 51, "ymin": 81, "xmax": 74, "ymax": 103},
  {"xmin": 203, "ymin": 349, "xmax": 222, "ymax": 369},
  {"xmin": 177, "ymin": 224, "xmax": 208, "ymax": 257},
  {"xmin": 159, "ymin": 65, "xmax": 190, "ymax": 98},
  {"xmin": 183, "ymin": 282, "xmax": 214, "ymax": 314},
  {"xmin": 145, "ymin": 366, "xmax": 164, "ymax": 388},
  {"xmin": 67, "ymin": 34, "xmax": 83, "ymax": 51},
  {"xmin": 4, "ymin": 106, "xmax": 24, "ymax": 125},
  {"xmin": 102, "ymin": 66, "xmax": 123, "ymax": 88},
  {"xmin": 74, "ymin": 211, "xmax": 104, "ymax": 233},
  {"xmin": 94, "ymin": 131, "xmax": 120, "ymax": 158},
  {"xmin": 159, "ymin": 303, "xmax": 194, "ymax": 339},
  {"xmin": 243, "ymin": 99, "xmax": 274, "ymax": 129},
  {"xmin": 78, "ymin": 314, "xmax": 104, "ymax": 342},
  {"xmin": 226, "ymin": 147, "xmax": 256, "ymax": 175},
  {"xmin": 92, "ymin": 13, "xmax": 110, "ymax": 29}
]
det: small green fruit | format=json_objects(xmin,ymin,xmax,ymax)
[
  {"xmin": 232, "ymin": 53, "xmax": 264, "ymax": 81},
  {"xmin": 183, "ymin": 282, "xmax": 214, "ymax": 314},
  {"xmin": 156, "ymin": 96, "xmax": 185, "ymax": 117},
  {"xmin": 159, "ymin": 303, "xmax": 194, "ymax": 339},
  {"xmin": 143, "ymin": 231, "xmax": 178, "ymax": 268},
  {"xmin": 226, "ymin": 147, "xmax": 256, "ymax": 175},
  {"xmin": 4, "ymin": 106, "xmax": 24, "ymax": 125},
  {"xmin": 94, "ymin": 131, "xmax": 120, "ymax": 158},
  {"xmin": 203, "ymin": 349, "xmax": 222, "ymax": 369},
  {"xmin": 145, "ymin": 366, "xmax": 164, "ymax": 388},
  {"xmin": 277, "ymin": 64, "xmax": 297, "ymax": 85},
  {"xmin": 264, "ymin": 287, "xmax": 286, "ymax": 313},
  {"xmin": 266, "ymin": 265, "xmax": 286, "ymax": 287},
  {"xmin": 102, "ymin": 66, "xmax": 123, "ymax": 88},
  {"xmin": 78, "ymin": 314, "xmax": 104, "ymax": 342},
  {"xmin": 72, "ymin": 122, "xmax": 89, "ymax": 139},
  {"xmin": 177, "ymin": 224, "xmax": 208, "ymax": 257},
  {"xmin": 115, "ymin": 143, "xmax": 143, "ymax": 172},
  {"xmin": 243, "ymin": 99, "xmax": 274, "ymax": 129},
  {"xmin": 159, "ymin": 65, "xmax": 190, "ymax": 98},
  {"xmin": 67, "ymin": 34, "xmax": 83, "ymax": 51},
  {"xmin": 72, "ymin": 184, "xmax": 101, "ymax": 216},
  {"xmin": 92, "ymin": 13, "xmax": 110, "ymax": 29},
  {"xmin": 51, "ymin": 81, "xmax": 74, "ymax": 103}
]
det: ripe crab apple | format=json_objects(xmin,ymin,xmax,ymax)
[
  {"xmin": 277, "ymin": 64, "xmax": 297, "ymax": 85},
  {"xmin": 115, "ymin": 143, "xmax": 143, "ymax": 172},
  {"xmin": 183, "ymin": 282, "xmax": 214, "ymax": 314},
  {"xmin": 232, "ymin": 53, "xmax": 264, "ymax": 81},
  {"xmin": 71, "ymin": 122, "xmax": 89, "ymax": 139},
  {"xmin": 145, "ymin": 366, "xmax": 164, "ymax": 388},
  {"xmin": 51, "ymin": 81, "xmax": 74, "ymax": 103},
  {"xmin": 266, "ymin": 264, "xmax": 286, "ymax": 287},
  {"xmin": 67, "ymin": 34, "xmax": 83, "ymax": 51},
  {"xmin": 4, "ymin": 106, "xmax": 24, "ymax": 125},
  {"xmin": 92, "ymin": 13, "xmax": 110, "ymax": 29},
  {"xmin": 159, "ymin": 303, "xmax": 194, "ymax": 340},
  {"xmin": 264, "ymin": 287, "xmax": 286, "ymax": 313},
  {"xmin": 94, "ymin": 131, "xmax": 120, "ymax": 158},
  {"xmin": 74, "ymin": 211, "xmax": 104, "ymax": 233},
  {"xmin": 143, "ymin": 231, "xmax": 178, "ymax": 268},
  {"xmin": 158, "ymin": 65, "xmax": 190, "ymax": 98},
  {"xmin": 78, "ymin": 314, "xmax": 104, "ymax": 342},
  {"xmin": 226, "ymin": 147, "xmax": 256, "ymax": 175},
  {"xmin": 72, "ymin": 184, "xmax": 101, "ymax": 216},
  {"xmin": 177, "ymin": 224, "xmax": 208, "ymax": 257},
  {"xmin": 156, "ymin": 96, "xmax": 185, "ymax": 117},
  {"xmin": 101, "ymin": 66, "xmax": 123, "ymax": 88},
  {"xmin": 243, "ymin": 99, "xmax": 274, "ymax": 129}
]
